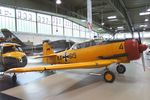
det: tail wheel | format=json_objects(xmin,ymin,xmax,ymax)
[
  {"xmin": 116, "ymin": 64, "xmax": 126, "ymax": 74},
  {"xmin": 104, "ymin": 71, "xmax": 115, "ymax": 83}
]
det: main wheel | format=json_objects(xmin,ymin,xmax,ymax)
[
  {"xmin": 104, "ymin": 71, "xmax": 115, "ymax": 83},
  {"xmin": 12, "ymin": 73, "xmax": 17, "ymax": 82},
  {"xmin": 116, "ymin": 64, "xmax": 126, "ymax": 74}
]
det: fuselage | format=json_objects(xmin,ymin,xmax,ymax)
[
  {"xmin": 56, "ymin": 41, "xmax": 127, "ymax": 64},
  {"xmin": 44, "ymin": 39, "xmax": 147, "ymax": 64}
]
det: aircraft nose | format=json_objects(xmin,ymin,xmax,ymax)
[
  {"xmin": 3, "ymin": 56, "xmax": 27, "ymax": 69},
  {"xmin": 124, "ymin": 39, "xmax": 140, "ymax": 60},
  {"xmin": 139, "ymin": 44, "xmax": 148, "ymax": 53}
]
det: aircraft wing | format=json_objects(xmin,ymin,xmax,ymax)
[{"xmin": 5, "ymin": 59, "xmax": 120, "ymax": 73}]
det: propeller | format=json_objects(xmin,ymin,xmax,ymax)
[
  {"xmin": 137, "ymin": 31, "xmax": 146, "ymax": 71},
  {"xmin": 138, "ymin": 31, "xmax": 142, "ymax": 44},
  {"xmin": 141, "ymin": 54, "xmax": 146, "ymax": 71}
]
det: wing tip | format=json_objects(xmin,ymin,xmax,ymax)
[{"xmin": 5, "ymin": 69, "xmax": 14, "ymax": 73}]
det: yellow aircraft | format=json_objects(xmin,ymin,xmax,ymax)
[
  {"xmin": 0, "ymin": 43, "xmax": 27, "ymax": 81},
  {"xmin": 6, "ymin": 38, "xmax": 147, "ymax": 83}
]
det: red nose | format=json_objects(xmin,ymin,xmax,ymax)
[
  {"xmin": 125, "ymin": 39, "xmax": 140, "ymax": 60},
  {"xmin": 139, "ymin": 44, "xmax": 148, "ymax": 53},
  {"xmin": 125, "ymin": 39, "xmax": 148, "ymax": 61},
  {"xmin": 125, "ymin": 40, "xmax": 148, "ymax": 60}
]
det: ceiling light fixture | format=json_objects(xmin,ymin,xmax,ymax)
[
  {"xmin": 139, "ymin": 12, "xmax": 150, "ymax": 16},
  {"xmin": 107, "ymin": 16, "xmax": 117, "ymax": 19},
  {"xmin": 117, "ymin": 26, "xmax": 124, "ymax": 29},
  {"xmin": 147, "ymin": 8, "xmax": 150, "ymax": 12},
  {"xmin": 145, "ymin": 19, "xmax": 149, "ymax": 22},
  {"xmin": 56, "ymin": 0, "xmax": 62, "ymax": 5},
  {"xmin": 117, "ymin": 26, "xmax": 124, "ymax": 30},
  {"xmin": 101, "ymin": 22, "xmax": 104, "ymax": 26},
  {"xmin": 98, "ymin": 28, "xmax": 102, "ymax": 30},
  {"xmin": 109, "ymin": 19, "xmax": 118, "ymax": 22},
  {"xmin": 139, "ymin": 25, "xmax": 147, "ymax": 27}
]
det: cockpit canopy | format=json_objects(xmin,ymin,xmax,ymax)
[
  {"xmin": 70, "ymin": 39, "xmax": 103, "ymax": 50},
  {"xmin": 0, "ymin": 43, "xmax": 23, "ymax": 54}
]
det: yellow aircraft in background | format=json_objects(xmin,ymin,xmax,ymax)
[
  {"xmin": 0, "ymin": 43, "xmax": 27, "ymax": 81},
  {"xmin": 6, "ymin": 38, "xmax": 147, "ymax": 83}
]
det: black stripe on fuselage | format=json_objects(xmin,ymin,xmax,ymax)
[{"xmin": 98, "ymin": 53, "xmax": 128, "ymax": 59}]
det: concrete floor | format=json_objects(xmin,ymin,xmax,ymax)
[
  {"xmin": 1, "ymin": 55, "xmax": 150, "ymax": 100},
  {"xmin": 0, "ymin": 57, "xmax": 53, "ymax": 92}
]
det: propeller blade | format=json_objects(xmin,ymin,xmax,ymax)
[
  {"xmin": 141, "ymin": 53, "xmax": 146, "ymax": 71},
  {"xmin": 137, "ymin": 31, "xmax": 141, "ymax": 44}
]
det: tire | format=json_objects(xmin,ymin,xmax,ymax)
[
  {"xmin": 104, "ymin": 71, "xmax": 115, "ymax": 83},
  {"xmin": 116, "ymin": 64, "xmax": 126, "ymax": 74}
]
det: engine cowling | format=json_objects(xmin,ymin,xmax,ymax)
[{"xmin": 125, "ymin": 39, "xmax": 147, "ymax": 61}]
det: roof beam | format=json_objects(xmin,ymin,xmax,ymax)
[
  {"xmin": 128, "ymin": 3, "xmax": 150, "ymax": 10},
  {"xmin": 76, "ymin": 2, "xmax": 108, "ymax": 13},
  {"xmin": 107, "ymin": 0, "xmax": 134, "ymax": 34},
  {"xmin": 93, "ymin": 18, "xmax": 115, "ymax": 34},
  {"xmin": 93, "ymin": 10, "xmax": 116, "ymax": 15},
  {"xmin": 39, "ymin": 0, "xmax": 115, "ymax": 34}
]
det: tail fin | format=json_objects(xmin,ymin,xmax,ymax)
[{"xmin": 42, "ymin": 40, "xmax": 55, "ymax": 63}]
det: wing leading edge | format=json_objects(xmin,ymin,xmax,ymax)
[{"xmin": 5, "ymin": 59, "xmax": 120, "ymax": 73}]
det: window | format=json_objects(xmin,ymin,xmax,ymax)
[
  {"xmin": 37, "ymin": 13, "xmax": 51, "ymax": 35},
  {"xmin": 86, "ymin": 28, "xmax": 91, "ymax": 38},
  {"xmin": 80, "ymin": 26, "xmax": 86, "ymax": 38},
  {"xmin": 115, "ymin": 33, "xmax": 125, "ymax": 39},
  {"xmin": 143, "ymin": 32, "xmax": 150, "ymax": 38},
  {"xmin": 125, "ymin": 33, "xmax": 132, "ymax": 38},
  {"xmin": 2, "ymin": 45, "xmax": 22, "ymax": 54},
  {"xmin": 91, "ymin": 31, "xmax": 95, "ymax": 39},
  {"xmin": 16, "ymin": 10, "xmax": 36, "ymax": 33},
  {"xmin": 0, "ymin": 6, "xmax": 15, "ymax": 31},
  {"xmin": 102, "ymin": 34, "xmax": 112, "ymax": 39},
  {"xmin": 52, "ymin": 16, "xmax": 63, "ymax": 36},
  {"xmin": 64, "ymin": 19, "xmax": 72, "ymax": 36},
  {"xmin": 94, "ymin": 32, "xmax": 98, "ymax": 37},
  {"xmin": 73, "ymin": 23, "xmax": 79, "ymax": 37},
  {"xmin": 133, "ymin": 32, "xmax": 139, "ymax": 38}
]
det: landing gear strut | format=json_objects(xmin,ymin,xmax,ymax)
[
  {"xmin": 12, "ymin": 73, "xmax": 17, "ymax": 82},
  {"xmin": 103, "ymin": 68, "xmax": 115, "ymax": 83},
  {"xmin": 116, "ymin": 64, "xmax": 126, "ymax": 74}
]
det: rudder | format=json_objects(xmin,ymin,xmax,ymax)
[{"xmin": 43, "ymin": 40, "xmax": 54, "ymax": 63}]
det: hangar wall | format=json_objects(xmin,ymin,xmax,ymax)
[
  {"xmin": 0, "ymin": 0, "xmax": 96, "ymax": 44},
  {"xmin": 1, "ymin": 0, "xmax": 149, "ymax": 45}
]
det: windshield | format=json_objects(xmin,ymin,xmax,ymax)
[{"xmin": 2, "ymin": 46, "xmax": 23, "ymax": 54}]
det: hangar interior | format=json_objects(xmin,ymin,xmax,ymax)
[{"xmin": 0, "ymin": 0, "xmax": 150, "ymax": 100}]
